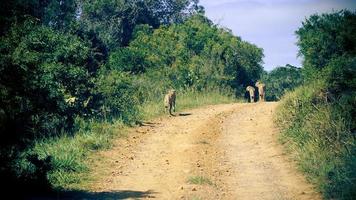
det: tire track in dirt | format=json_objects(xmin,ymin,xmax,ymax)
[
  {"xmin": 219, "ymin": 102, "xmax": 321, "ymax": 200},
  {"xmin": 81, "ymin": 103, "xmax": 321, "ymax": 200},
  {"xmin": 88, "ymin": 104, "xmax": 242, "ymax": 199}
]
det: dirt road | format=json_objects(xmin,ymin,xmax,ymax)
[{"xmin": 82, "ymin": 103, "xmax": 321, "ymax": 199}]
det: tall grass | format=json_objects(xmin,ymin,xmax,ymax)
[
  {"xmin": 275, "ymin": 80, "xmax": 355, "ymax": 199},
  {"xmin": 25, "ymin": 119, "xmax": 127, "ymax": 189},
  {"xmin": 188, "ymin": 176, "xmax": 213, "ymax": 185},
  {"xmin": 140, "ymin": 88, "xmax": 237, "ymax": 119}
]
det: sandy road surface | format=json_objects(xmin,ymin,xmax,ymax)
[{"xmin": 70, "ymin": 102, "xmax": 321, "ymax": 199}]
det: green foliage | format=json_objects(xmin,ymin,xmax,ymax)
[
  {"xmin": 296, "ymin": 10, "xmax": 356, "ymax": 80},
  {"xmin": 0, "ymin": 19, "xmax": 93, "ymax": 143},
  {"xmin": 276, "ymin": 81, "xmax": 355, "ymax": 199},
  {"xmin": 322, "ymin": 56, "xmax": 356, "ymax": 100},
  {"xmin": 0, "ymin": 0, "xmax": 262, "ymax": 195},
  {"xmin": 277, "ymin": 10, "xmax": 356, "ymax": 199},
  {"xmin": 0, "ymin": 0, "xmax": 77, "ymax": 35},
  {"xmin": 140, "ymin": 88, "xmax": 237, "ymax": 120},
  {"xmin": 31, "ymin": 89, "xmax": 234, "ymax": 190},
  {"xmin": 188, "ymin": 176, "xmax": 213, "ymax": 185},
  {"xmin": 29, "ymin": 119, "xmax": 126, "ymax": 188},
  {"xmin": 95, "ymin": 69, "xmax": 140, "ymax": 123},
  {"xmin": 80, "ymin": 0, "xmax": 203, "ymax": 48},
  {"xmin": 0, "ymin": 16, "xmax": 135, "ymax": 195},
  {"xmin": 261, "ymin": 64, "xmax": 303, "ymax": 101},
  {"xmin": 110, "ymin": 15, "xmax": 263, "ymax": 93},
  {"xmin": 0, "ymin": 18, "xmax": 102, "ymax": 195},
  {"xmin": 108, "ymin": 46, "xmax": 147, "ymax": 74}
]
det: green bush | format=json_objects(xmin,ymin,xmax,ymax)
[
  {"xmin": 261, "ymin": 64, "xmax": 303, "ymax": 101},
  {"xmin": 95, "ymin": 69, "xmax": 141, "ymax": 124},
  {"xmin": 139, "ymin": 88, "xmax": 236, "ymax": 119},
  {"xmin": 28, "ymin": 118, "xmax": 126, "ymax": 188},
  {"xmin": 296, "ymin": 10, "xmax": 356, "ymax": 80},
  {"xmin": 276, "ymin": 10, "xmax": 356, "ymax": 199},
  {"xmin": 0, "ymin": 18, "xmax": 96, "ymax": 143},
  {"xmin": 0, "ymin": 2, "xmax": 263, "ymax": 195},
  {"xmin": 276, "ymin": 80, "xmax": 355, "ymax": 199},
  {"xmin": 120, "ymin": 15, "xmax": 263, "ymax": 92}
]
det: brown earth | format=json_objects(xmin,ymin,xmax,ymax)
[{"xmin": 74, "ymin": 102, "xmax": 321, "ymax": 199}]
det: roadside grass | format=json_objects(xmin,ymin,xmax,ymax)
[
  {"xmin": 28, "ymin": 119, "xmax": 127, "ymax": 190},
  {"xmin": 140, "ymin": 88, "xmax": 238, "ymax": 120},
  {"xmin": 275, "ymin": 81, "xmax": 356, "ymax": 199},
  {"xmin": 188, "ymin": 176, "xmax": 214, "ymax": 186},
  {"xmin": 27, "ymin": 89, "xmax": 237, "ymax": 191}
]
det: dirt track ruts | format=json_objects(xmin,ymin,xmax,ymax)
[{"xmin": 83, "ymin": 102, "xmax": 321, "ymax": 200}]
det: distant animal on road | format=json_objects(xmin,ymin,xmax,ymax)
[
  {"xmin": 255, "ymin": 81, "xmax": 266, "ymax": 102},
  {"xmin": 246, "ymin": 86, "xmax": 255, "ymax": 103},
  {"xmin": 164, "ymin": 89, "xmax": 176, "ymax": 116}
]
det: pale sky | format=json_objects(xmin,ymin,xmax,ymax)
[{"xmin": 199, "ymin": 0, "xmax": 356, "ymax": 71}]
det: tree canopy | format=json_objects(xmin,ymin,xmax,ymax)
[
  {"xmin": 279, "ymin": 10, "xmax": 356, "ymax": 199},
  {"xmin": 261, "ymin": 64, "xmax": 303, "ymax": 101},
  {"xmin": 296, "ymin": 10, "xmax": 356, "ymax": 80},
  {"xmin": 0, "ymin": 0, "xmax": 264, "ymax": 193}
]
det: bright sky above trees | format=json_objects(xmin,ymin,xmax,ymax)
[{"xmin": 200, "ymin": 0, "xmax": 356, "ymax": 71}]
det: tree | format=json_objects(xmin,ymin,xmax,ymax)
[
  {"xmin": 261, "ymin": 64, "xmax": 303, "ymax": 101},
  {"xmin": 296, "ymin": 10, "xmax": 356, "ymax": 80},
  {"xmin": 110, "ymin": 14, "xmax": 263, "ymax": 93},
  {"xmin": 283, "ymin": 10, "xmax": 356, "ymax": 198},
  {"xmin": 0, "ymin": 0, "xmax": 77, "ymax": 35},
  {"xmin": 78, "ymin": 0, "xmax": 203, "ymax": 49},
  {"xmin": 296, "ymin": 10, "xmax": 356, "ymax": 101},
  {"xmin": 0, "ymin": 19, "xmax": 95, "ymax": 144}
]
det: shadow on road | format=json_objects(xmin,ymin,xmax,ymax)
[
  {"xmin": 26, "ymin": 189, "xmax": 157, "ymax": 200},
  {"xmin": 178, "ymin": 112, "xmax": 192, "ymax": 116},
  {"xmin": 137, "ymin": 121, "xmax": 159, "ymax": 127}
]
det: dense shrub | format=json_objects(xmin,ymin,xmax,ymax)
[
  {"xmin": 0, "ymin": 19, "xmax": 95, "ymax": 145},
  {"xmin": 276, "ymin": 10, "xmax": 356, "ymax": 199},
  {"xmin": 94, "ymin": 69, "xmax": 140, "ymax": 123},
  {"xmin": 0, "ymin": 1, "xmax": 264, "ymax": 194},
  {"xmin": 276, "ymin": 80, "xmax": 355, "ymax": 199},
  {"xmin": 261, "ymin": 64, "xmax": 303, "ymax": 101},
  {"xmin": 296, "ymin": 10, "xmax": 356, "ymax": 80},
  {"xmin": 110, "ymin": 15, "xmax": 263, "ymax": 95}
]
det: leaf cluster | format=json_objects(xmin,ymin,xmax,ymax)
[
  {"xmin": 277, "ymin": 10, "xmax": 356, "ymax": 199},
  {"xmin": 0, "ymin": 0, "xmax": 263, "ymax": 195},
  {"xmin": 261, "ymin": 64, "xmax": 303, "ymax": 101}
]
